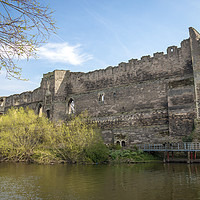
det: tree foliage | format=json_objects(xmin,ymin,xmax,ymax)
[
  {"xmin": 0, "ymin": 107, "xmax": 55, "ymax": 162},
  {"xmin": 0, "ymin": 0, "xmax": 56, "ymax": 79},
  {"xmin": 0, "ymin": 108, "xmax": 108, "ymax": 164},
  {"xmin": 50, "ymin": 112, "xmax": 107, "ymax": 163}
]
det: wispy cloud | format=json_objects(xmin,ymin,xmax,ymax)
[
  {"xmin": 84, "ymin": 5, "xmax": 131, "ymax": 57},
  {"xmin": 37, "ymin": 43, "xmax": 93, "ymax": 65}
]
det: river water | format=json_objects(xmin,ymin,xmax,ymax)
[{"xmin": 0, "ymin": 163, "xmax": 200, "ymax": 200}]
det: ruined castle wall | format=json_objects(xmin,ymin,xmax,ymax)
[
  {"xmin": 189, "ymin": 27, "xmax": 200, "ymax": 119},
  {"xmin": 1, "ymin": 30, "xmax": 197, "ymax": 145},
  {"xmin": 3, "ymin": 88, "xmax": 43, "ymax": 113},
  {"xmin": 66, "ymin": 39, "xmax": 191, "ymax": 95},
  {"xmin": 70, "ymin": 75, "xmax": 195, "ymax": 144},
  {"xmin": 70, "ymin": 79, "xmax": 168, "ymax": 144},
  {"xmin": 60, "ymin": 38, "xmax": 195, "ymax": 144},
  {"xmin": 53, "ymin": 70, "xmax": 68, "ymax": 121}
]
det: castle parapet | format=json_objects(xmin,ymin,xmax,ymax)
[
  {"xmin": 71, "ymin": 37, "xmax": 192, "ymax": 93},
  {"xmin": 167, "ymin": 46, "xmax": 178, "ymax": 57},
  {"xmin": 153, "ymin": 52, "xmax": 164, "ymax": 58},
  {"xmin": 141, "ymin": 55, "xmax": 151, "ymax": 62}
]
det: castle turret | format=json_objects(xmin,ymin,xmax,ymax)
[{"xmin": 189, "ymin": 27, "xmax": 200, "ymax": 119}]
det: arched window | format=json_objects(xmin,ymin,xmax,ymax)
[
  {"xmin": 0, "ymin": 98, "xmax": 4, "ymax": 107},
  {"xmin": 122, "ymin": 141, "xmax": 126, "ymax": 147},
  {"xmin": 46, "ymin": 110, "xmax": 50, "ymax": 119},
  {"xmin": 98, "ymin": 93, "xmax": 105, "ymax": 103},
  {"xmin": 38, "ymin": 104, "xmax": 43, "ymax": 117},
  {"xmin": 101, "ymin": 94, "xmax": 104, "ymax": 102},
  {"xmin": 68, "ymin": 98, "xmax": 75, "ymax": 114},
  {"xmin": 116, "ymin": 141, "xmax": 120, "ymax": 146}
]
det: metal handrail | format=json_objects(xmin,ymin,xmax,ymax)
[{"xmin": 135, "ymin": 142, "xmax": 200, "ymax": 152}]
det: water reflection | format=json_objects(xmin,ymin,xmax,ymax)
[{"xmin": 1, "ymin": 163, "xmax": 200, "ymax": 200}]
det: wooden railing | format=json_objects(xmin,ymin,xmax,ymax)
[{"xmin": 135, "ymin": 143, "xmax": 200, "ymax": 152}]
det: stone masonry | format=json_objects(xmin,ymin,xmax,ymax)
[{"xmin": 1, "ymin": 27, "xmax": 200, "ymax": 146}]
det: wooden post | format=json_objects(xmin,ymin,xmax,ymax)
[
  {"xmin": 187, "ymin": 152, "xmax": 191, "ymax": 164},
  {"xmin": 163, "ymin": 151, "xmax": 166, "ymax": 163},
  {"xmin": 194, "ymin": 151, "xmax": 197, "ymax": 160},
  {"xmin": 191, "ymin": 152, "xmax": 193, "ymax": 163},
  {"xmin": 172, "ymin": 151, "xmax": 174, "ymax": 160},
  {"xmin": 167, "ymin": 152, "xmax": 169, "ymax": 162}
]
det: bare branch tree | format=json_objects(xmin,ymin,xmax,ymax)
[{"xmin": 0, "ymin": 0, "xmax": 56, "ymax": 79}]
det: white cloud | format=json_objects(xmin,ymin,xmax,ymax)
[{"xmin": 37, "ymin": 43, "xmax": 93, "ymax": 65}]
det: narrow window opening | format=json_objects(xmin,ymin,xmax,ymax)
[
  {"xmin": 68, "ymin": 98, "xmax": 75, "ymax": 114},
  {"xmin": 47, "ymin": 110, "xmax": 50, "ymax": 119},
  {"xmin": 38, "ymin": 104, "xmax": 43, "ymax": 117},
  {"xmin": 101, "ymin": 94, "xmax": 104, "ymax": 102},
  {"xmin": 99, "ymin": 94, "xmax": 104, "ymax": 102},
  {"xmin": 0, "ymin": 99, "xmax": 4, "ymax": 107},
  {"xmin": 122, "ymin": 141, "xmax": 126, "ymax": 147}
]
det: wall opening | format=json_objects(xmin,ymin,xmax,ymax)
[
  {"xmin": 68, "ymin": 98, "xmax": 75, "ymax": 114},
  {"xmin": 99, "ymin": 93, "xmax": 104, "ymax": 102},
  {"xmin": 116, "ymin": 141, "xmax": 120, "ymax": 146},
  {"xmin": 0, "ymin": 98, "xmax": 4, "ymax": 107},
  {"xmin": 38, "ymin": 104, "xmax": 43, "ymax": 117},
  {"xmin": 46, "ymin": 110, "xmax": 50, "ymax": 119},
  {"xmin": 122, "ymin": 141, "xmax": 126, "ymax": 147}
]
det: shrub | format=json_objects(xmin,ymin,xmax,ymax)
[
  {"xmin": 49, "ymin": 112, "xmax": 103, "ymax": 163},
  {"xmin": 0, "ymin": 107, "xmax": 54, "ymax": 162},
  {"xmin": 0, "ymin": 108, "xmax": 105, "ymax": 164},
  {"xmin": 84, "ymin": 142, "xmax": 109, "ymax": 163}
]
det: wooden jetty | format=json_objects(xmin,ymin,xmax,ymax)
[{"xmin": 136, "ymin": 143, "xmax": 200, "ymax": 164}]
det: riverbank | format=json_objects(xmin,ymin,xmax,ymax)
[
  {"xmin": 0, "ymin": 147, "xmax": 161, "ymax": 165},
  {"xmin": 108, "ymin": 148, "xmax": 161, "ymax": 164}
]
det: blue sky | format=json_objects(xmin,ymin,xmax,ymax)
[{"xmin": 1, "ymin": 0, "xmax": 200, "ymax": 96}]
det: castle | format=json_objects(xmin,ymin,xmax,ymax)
[{"xmin": 1, "ymin": 27, "xmax": 200, "ymax": 146}]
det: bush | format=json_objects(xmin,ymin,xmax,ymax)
[
  {"xmin": 0, "ymin": 108, "xmax": 104, "ymax": 164},
  {"xmin": 84, "ymin": 142, "xmax": 109, "ymax": 163},
  {"xmin": 49, "ymin": 112, "xmax": 103, "ymax": 163},
  {"xmin": 0, "ymin": 107, "xmax": 54, "ymax": 162},
  {"xmin": 108, "ymin": 144, "xmax": 122, "ymax": 150},
  {"xmin": 109, "ymin": 149, "xmax": 158, "ymax": 163},
  {"xmin": 182, "ymin": 135, "xmax": 193, "ymax": 142}
]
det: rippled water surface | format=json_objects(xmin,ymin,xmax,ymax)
[{"xmin": 1, "ymin": 163, "xmax": 200, "ymax": 200}]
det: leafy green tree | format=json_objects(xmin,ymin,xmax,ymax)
[
  {"xmin": 0, "ymin": 0, "xmax": 56, "ymax": 79},
  {"xmin": 0, "ymin": 107, "xmax": 55, "ymax": 162},
  {"xmin": 0, "ymin": 108, "xmax": 108, "ymax": 164},
  {"xmin": 50, "ymin": 112, "xmax": 105, "ymax": 163}
]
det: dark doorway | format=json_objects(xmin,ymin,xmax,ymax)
[
  {"xmin": 116, "ymin": 141, "xmax": 120, "ymax": 146},
  {"xmin": 38, "ymin": 104, "xmax": 43, "ymax": 117},
  {"xmin": 47, "ymin": 110, "xmax": 50, "ymax": 119},
  {"xmin": 122, "ymin": 141, "xmax": 126, "ymax": 147}
]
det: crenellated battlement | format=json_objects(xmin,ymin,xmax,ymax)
[{"xmin": 75, "ymin": 38, "xmax": 191, "ymax": 90}]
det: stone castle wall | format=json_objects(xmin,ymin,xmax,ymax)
[{"xmin": 1, "ymin": 27, "xmax": 200, "ymax": 146}]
